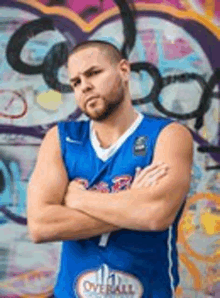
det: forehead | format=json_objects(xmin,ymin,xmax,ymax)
[{"xmin": 68, "ymin": 47, "xmax": 111, "ymax": 74}]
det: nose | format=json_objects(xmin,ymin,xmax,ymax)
[{"xmin": 81, "ymin": 77, "xmax": 93, "ymax": 93}]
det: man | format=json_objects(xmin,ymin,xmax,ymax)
[{"xmin": 27, "ymin": 40, "xmax": 193, "ymax": 298}]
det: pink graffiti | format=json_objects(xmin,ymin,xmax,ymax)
[
  {"xmin": 38, "ymin": 0, "xmax": 187, "ymax": 16},
  {"xmin": 137, "ymin": 0, "xmax": 186, "ymax": 10},
  {"xmin": 163, "ymin": 37, "xmax": 194, "ymax": 60},
  {"xmin": 140, "ymin": 29, "xmax": 158, "ymax": 65},
  {"xmin": 38, "ymin": 0, "xmax": 115, "ymax": 14}
]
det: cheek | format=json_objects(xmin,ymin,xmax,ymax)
[
  {"xmin": 74, "ymin": 95, "xmax": 83, "ymax": 107},
  {"xmin": 102, "ymin": 75, "xmax": 121, "ymax": 94}
]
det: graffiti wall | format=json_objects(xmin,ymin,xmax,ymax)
[{"xmin": 0, "ymin": 0, "xmax": 219, "ymax": 297}]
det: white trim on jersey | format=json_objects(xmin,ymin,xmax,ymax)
[
  {"xmin": 90, "ymin": 110, "xmax": 144, "ymax": 162},
  {"xmin": 90, "ymin": 110, "xmax": 144, "ymax": 247},
  {"xmin": 168, "ymin": 224, "xmax": 176, "ymax": 298},
  {"xmin": 98, "ymin": 232, "xmax": 111, "ymax": 247}
]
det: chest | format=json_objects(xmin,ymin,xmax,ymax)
[{"xmin": 65, "ymin": 134, "xmax": 154, "ymax": 192}]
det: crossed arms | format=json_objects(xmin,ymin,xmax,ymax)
[{"xmin": 27, "ymin": 122, "xmax": 193, "ymax": 243}]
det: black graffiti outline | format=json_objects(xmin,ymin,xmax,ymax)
[
  {"xmin": 0, "ymin": 206, "xmax": 27, "ymax": 225},
  {"xmin": 2, "ymin": 3, "xmax": 220, "ymax": 226},
  {"xmin": 6, "ymin": 18, "xmax": 220, "ymax": 128},
  {"xmin": 4, "ymin": 0, "xmax": 220, "ymax": 170},
  {"xmin": 6, "ymin": 17, "xmax": 54, "ymax": 75},
  {"xmin": 198, "ymin": 145, "xmax": 220, "ymax": 170}
]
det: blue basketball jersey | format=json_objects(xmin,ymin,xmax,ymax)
[{"xmin": 54, "ymin": 113, "xmax": 185, "ymax": 298}]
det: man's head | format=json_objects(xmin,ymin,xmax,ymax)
[{"xmin": 68, "ymin": 40, "xmax": 131, "ymax": 121}]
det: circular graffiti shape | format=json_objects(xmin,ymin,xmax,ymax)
[
  {"xmin": 131, "ymin": 62, "xmax": 162, "ymax": 105},
  {"xmin": 178, "ymin": 192, "xmax": 220, "ymax": 263},
  {"xmin": 0, "ymin": 90, "xmax": 28, "ymax": 119},
  {"xmin": 6, "ymin": 17, "xmax": 54, "ymax": 75}
]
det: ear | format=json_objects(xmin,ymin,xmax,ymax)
[{"xmin": 118, "ymin": 59, "xmax": 130, "ymax": 82}]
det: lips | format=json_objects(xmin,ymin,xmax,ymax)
[{"xmin": 85, "ymin": 96, "xmax": 99, "ymax": 106}]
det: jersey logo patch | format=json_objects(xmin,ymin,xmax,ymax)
[
  {"xmin": 75, "ymin": 264, "xmax": 144, "ymax": 298},
  {"xmin": 133, "ymin": 136, "xmax": 148, "ymax": 156}
]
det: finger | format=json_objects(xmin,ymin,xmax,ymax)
[
  {"xmin": 134, "ymin": 167, "xmax": 142, "ymax": 179},
  {"xmin": 79, "ymin": 185, "xmax": 86, "ymax": 190},
  {"xmin": 69, "ymin": 180, "xmax": 78, "ymax": 186},
  {"xmin": 150, "ymin": 168, "xmax": 168, "ymax": 183},
  {"xmin": 133, "ymin": 163, "xmax": 162, "ymax": 184},
  {"xmin": 138, "ymin": 167, "xmax": 169, "ymax": 188},
  {"xmin": 131, "ymin": 167, "xmax": 142, "ymax": 188},
  {"xmin": 132, "ymin": 165, "xmax": 164, "ymax": 188},
  {"xmin": 134, "ymin": 163, "xmax": 168, "ymax": 184},
  {"xmin": 144, "ymin": 169, "xmax": 168, "ymax": 187},
  {"xmin": 69, "ymin": 180, "xmax": 86, "ymax": 190},
  {"xmin": 149, "ymin": 166, "xmax": 169, "ymax": 180}
]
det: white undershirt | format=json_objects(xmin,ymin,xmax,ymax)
[{"xmin": 90, "ymin": 111, "xmax": 144, "ymax": 162}]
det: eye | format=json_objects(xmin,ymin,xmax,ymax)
[
  {"xmin": 89, "ymin": 70, "xmax": 101, "ymax": 76},
  {"xmin": 73, "ymin": 80, "xmax": 80, "ymax": 88}
]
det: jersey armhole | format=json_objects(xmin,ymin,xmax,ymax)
[{"xmin": 57, "ymin": 121, "xmax": 67, "ymax": 166}]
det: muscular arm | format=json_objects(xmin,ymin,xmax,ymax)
[
  {"xmin": 27, "ymin": 126, "xmax": 120, "ymax": 243},
  {"xmin": 66, "ymin": 122, "xmax": 193, "ymax": 231}
]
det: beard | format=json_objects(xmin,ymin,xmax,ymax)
[{"xmin": 82, "ymin": 82, "xmax": 125, "ymax": 122}]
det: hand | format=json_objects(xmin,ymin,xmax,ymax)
[
  {"xmin": 64, "ymin": 180, "xmax": 86, "ymax": 209},
  {"xmin": 131, "ymin": 162, "xmax": 169, "ymax": 189}
]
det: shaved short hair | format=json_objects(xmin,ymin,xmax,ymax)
[{"xmin": 68, "ymin": 40, "xmax": 124, "ymax": 65}]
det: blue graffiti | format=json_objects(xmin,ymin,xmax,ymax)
[{"xmin": 0, "ymin": 160, "xmax": 27, "ymax": 225}]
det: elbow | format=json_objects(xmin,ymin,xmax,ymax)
[
  {"xmin": 29, "ymin": 231, "xmax": 42, "ymax": 244},
  {"xmin": 138, "ymin": 221, "xmax": 168, "ymax": 232},
  {"xmin": 31, "ymin": 235, "xmax": 43, "ymax": 244},
  {"xmin": 151, "ymin": 220, "xmax": 171, "ymax": 231},
  {"xmin": 151, "ymin": 211, "xmax": 178, "ymax": 231},
  {"xmin": 28, "ymin": 222, "xmax": 45, "ymax": 244}
]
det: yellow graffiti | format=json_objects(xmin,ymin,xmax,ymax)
[
  {"xmin": 200, "ymin": 209, "xmax": 220, "ymax": 236},
  {"xmin": 181, "ymin": 211, "xmax": 197, "ymax": 237},
  {"xmin": 178, "ymin": 192, "xmax": 220, "ymax": 263},
  {"xmin": 17, "ymin": 0, "xmax": 220, "ymax": 39},
  {"xmin": 36, "ymin": 90, "xmax": 63, "ymax": 111}
]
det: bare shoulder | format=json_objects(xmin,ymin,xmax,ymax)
[
  {"xmin": 28, "ymin": 124, "xmax": 68, "ymax": 205},
  {"xmin": 156, "ymin": 121, "xmax": 193, "ymax": 149},
  {"xmin": 153, "ymin": 121, "xmax": 194, "ymax": 165},
  {"xmin": 34, "ymin": 125, "xmax": 62, "ymax": 165},
  {"xmin": 161, "ymin": 121, "xmax": 193, "ymax": 140},
  {"xmin": 40, "ymin": 125, "xmax": 60, "ymax": 152}
]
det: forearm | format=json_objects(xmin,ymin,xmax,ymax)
[
  {"xmin": 71, "ymin": 188, "xmax": 166, "ymax": 231},
  {"xmin": 28, "ymin": 204, "xmax": 120, "ymax": 243},
  {"xmin": 72, "ymin": 185, "xmax": 187, "ymax": 231}
]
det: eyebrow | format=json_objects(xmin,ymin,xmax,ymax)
[{"xmin": 70, "ymin": 66, "xmax": 100, "ymax": 83}]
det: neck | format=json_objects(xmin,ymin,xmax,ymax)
[{"xmin": 91, "ymin": 98, "xmax": 138, "ymax": 149}]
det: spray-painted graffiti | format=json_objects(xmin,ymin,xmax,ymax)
[
  {"xmin": 0, "ymin": 0, "xmax": 219, "ymax": 297},
  {"xmin": 0, "ymin": 160, "xmax": 26, "ymax": 223},
  {"xmin": 5, "ymin": 17, "xmax": 220, "ymax": 129}
]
